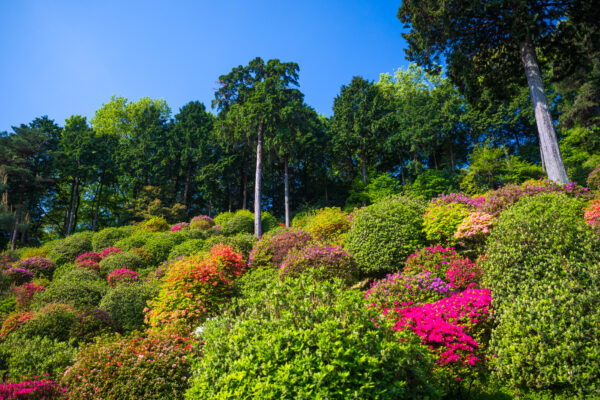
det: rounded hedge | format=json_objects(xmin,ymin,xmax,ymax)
[
  {"xmin": 48, "ymin": 232, "xmax": 94, "ymax": 266},
  {"xmin": 17, "ymin": 303, "xmax": 77, "ymax": 342},
  {"xmin": 422, "ymin": 202, "xmax": 470, "ymax": 245},
  {"xmin": 69, "ymin": 309, "xmax": 116, "ymax": 345},
  {"xmin": 345, "ymin": 195, "xmax": 427, "ymax": 276},
  {"xmin": 168, "ymin": 239, "xmax": 206, "ymax": 260},
  {"xmin": 306, "ymin": 207, "xmax": 350, "ymax": 246},
  {"xmin": 98, "ymin": 251, "xmax": 145, "ymax": 276},
  {"xmin": 221, "ymin": 210, "xmax": 254, "ymax": 236},
  {"xmin": 185, "ymin": 274, "xmax": 442, "ymax": 399},
  {"xmin": 142, "ymin": 232, "xmax": 184, "ymax": 265},
  {"xmin": 92, "ymin": 227, "xmax": 132, "ymax": 252},
  {"xmin": 114, "ymin": 231, "xmax": 154, "ymax": 251},
  {"xmin": 279, "ymin": 245, "xmax": 359, "ymax": 285},
  {"xmin": 32, "ymin": 270, "xmax": 107, "ymax": 311},
  {"xmin": 203, "ymin": 233, "xmax": 256, "ymax": 260},
  {"xmin": 248, "ymin": 227, "xmax": 312, "ymax": 269},
  {"xmin": 100, "ymin": 282, "xmax": 158, "ymax": 332}
]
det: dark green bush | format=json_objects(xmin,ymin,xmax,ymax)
[
  {"xmin": 203, "ymin": 233, "xmax": 256, "ymax": 260},
  {"xmin": 260, "ymin": 211, "xmax": 279, "ymax": 233},
  {"xmin": 114, "ymin": 231, "xmax": 154, "ymax": 251},
  {"xmin": 69, "ymin": 309, "xmax": 116, "ymax": 344},
  {"xmin": 0, "ymin": 334, "xmax": 76, "ymax": 380},
  {"xmin": 32, "ymin": 269, "xmax": 107, "ymax": 311},
  {"xmin": 17, "ymin": 303, "xmax": 77, "ymax": 342},
  {"xmin": 142, "ymin": 232, "xmax": 184, "ymax": 265},
  {"xmin": 221, "ymin": 209, "xmax": 254, "ymax": 236},
  {"xmin": 185, "ymin": 273, "xmax": 442, "ymax": 399},
  {"xmin": 92, "ymin": 227, "xmax": 133, "ymax": 251},
  {"xmin": 345, "ymin": 195, "xmax": 427, "ymax": 276},
  {"xmin": 48, "ymin": 232, "xmax": 93, "ymax": 265},
  {"xmin": 99, "ymin": 282, "xmax": 158, "ymax": 332},
  {"xmin": 168, "ymin": 239, "xmax": 206, "ymax": 260},
  {"xmin": 98, "ymin": 251, "xmax": 145, "ymax": 276}
]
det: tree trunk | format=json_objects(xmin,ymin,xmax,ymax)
[
  {"xmin": 10, "ymin": 214, "xmax": 19, "ymax": 251},
  {"xmin": 66, "ymin": 178, "xmax": 79, "ymax": 236},
  {"xmin": 360, "ymin": 149, "xmax": 367, "ymax": 185},
  {"xmin": 519, "ymin": 39, "xmax": 568, "ymax": 183},
  {"xmin": 284, "ymin": 157, "xmax": 290, "ymax": 227},
  {"xmin": 73, "ymin": 184, "xmax": 81, "ymax": 233},
  {"xmin": 1, "ymin": 173, "xmax": 7, "ymax": 206},
  {"xmin": 254, "ymin": 121, "xmax": 264, "ymax": 237},
  {"xmin": 92, "ymin": 173, "xmax": 104, "ymax": 231}
]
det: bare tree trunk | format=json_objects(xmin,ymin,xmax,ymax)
[
  {"xmin": 520, "ymin": 39, "xmax": 568, "ymax": 183},
  {"xmin": 66, "ymin": 178, "xmax": 79, "ymax": 236},
  {"xmin": 284, "ymin": 157, "xmax": 290, "ymax": 227},
  {"xmin": 10, "ymin": 214, "xmax": 19, "ymax": 251},
  {"xmin": 1, "ymin": 173, "xmax": 7, "ymax": 206},
  {"xmin": 254, "ymin": 121, "xmax": 264, "ymax": 237}
]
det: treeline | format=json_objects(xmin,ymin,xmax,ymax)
[{"xmin": 1, "ymin": 53, "xmax": 598, "ymax": 248}]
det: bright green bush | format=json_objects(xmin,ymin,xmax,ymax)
[
  {"xmin": 290, "ymin": 209, "xmax": 317, "ymax": 230},
  {"xmin": 142, "ymin": 232, "xmax": 184, "ymax": 265},
  {"xmin": 422, "ymin": 202, "xmax": 470, "ymax": 245},
  {"xmin": 168, "ymin": 239, "xmax": 206, "ymax": 259},
  {"xmin": 214, "ymin": 211, "xmax": 234, "ymax": 227},
  {"xmin": 114, "ymin": 231, "xmax": 154, "ymax": 251},
  {"xmin": 140, "ymin": 215, "xmax": 170, "ymax": 232},
  {"xmin": 0, "ymin": 335, "xmax": 76, "ymax": 380},
  {"xmin": 48, "ymin": 232, "xmax": 93, "ymax": 265},
  {"xmin": 100, "ymin": 283, "xmax": 158, "ymax": 332},
  {"xmin": 306, "ymin": 207, "xmax": 350, "ymax": 246},
  {"xmin": 345, "ymin": 195, "xmax": 427, "ymax": 276},
  {"xmin": 32, "ymin": 269, "xmax": 107, "ymax": 311},
  {"xmin": 92, "ymin": 227, "xmax": 132, "ymax": 252},
  {"xmin": 17, "ymin": 303, "xmax": 77, "ymax": 342},
  {"xmin": 221, "ymin": 209, "xmax": 254, "ymax": 236},
  {"xmin": 203, "ymin": 233, "xmax": 256, "ymax": 260},
  {"xmin": 260, "ymin": 211, "xmax": 279, "ymax": 233},
  {"xmin": 185, "ymin": 273, "xmax": 442, "ymax": 399},
  {"xmin": 98, "ymin": 251, "xmax": 145, "ymax": 276}
]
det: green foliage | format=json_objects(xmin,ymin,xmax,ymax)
[
  {"xmin": 306, "ymin": 207, "xmax": 350, "ymax": 246},
  {"xmin": 260, "ymin": 211, "xmax": 279, "ymax": 233},
  {"xmin": 588, "ymin": 167, "xmax": 600, "ymax": 191},
  {"xmin": 98, "ymin": 251, "xmax": 145, "ymax": 276},
  {"xmin": 32, "ymin": 269, "xmax": 107, "ymax": 311},
  {"xmin": 100, "ymin": 282, "xmax": 158, "ymax": 332},
  {"xmin": 185, "ymin": 273, "xmax": 442, "ymax": 399},
  {"xmin": 407, "ymin": 169, "xmax": 457, "ymax": 200},
  {"xmin": 346, "ymin": 195, "xmax": 427, "ymax": 276},
  {"xmin": 422, "ymin": 202, "xmax": 470, "ymax": 244},
  {"xmin": 214, "ymin": 211, "xmax": 234, "ymax": 227},
  {"xmin": 345, "ymin": 173, "xmax": 401, "ymax": 208},
  {"xmin": 92, "ymin": 227, "xmax": 132, "ymax": 252},
  {"xmin": 290, "ymin": 208, "xmax": 317, "ymax": 230},
  {"xmin": 114, "ymin": 231, "xmax": 154, "ymax": 251},
  {"xmin": 0, "ymin": 335, "xmax": 76, "ymax": 380},
  {"xmin": 48, "ymin": 231, "xmax": 94, "ymax": 265},
  {"xmin": 142, "ymin": 232, "xmax": 183, "ymax": 265},
  {"xmin": 17, "ymin": 303, "xmax": 77, "ymax": 342},
  {"xmin": 279, "ymin": 245, "xmax": 359, "ymax": 286},
  {"xmin": 168, "ymin": 239, "xmax": 206, "ymax": 260},
  {"xmin": 248, "ymin": 227, "xmax": 312, "ymax": 269},
  {"xmin": 203, "ymin": 233, "xmax": 256, "ymax": 260},
  {"xmin": 559, "ymin": 127, "xmax": 600, "ymax": 185},
  {"xmin": 221, "ymin": 209, "xmax": 254, "ymax": 236},
  {"xmin": 69, "ymin": 309, "xmax": 116, "ymax": 345},
  {"xmin": 140, "ymin": 215, "xmax": 170, "ymax": 232}
]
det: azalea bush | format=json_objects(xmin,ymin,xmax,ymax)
[
  {"xmin": 584, "ymin": 197, "xmax": 600, "ymax": 230},
  {"xmin": 32, "ymin": 269, "xmax": 107, "ymax": 311},
  {"xmin": 0, "ymin": 378, "xmax": 67, "ymax": 399},
  {"xmin": 100, "ymin": 282, "xmax": 157, "ymax": 332},
  {"xmin": 99, "ymin": 246, "xmax": 122, "ymax": 259},
  {"xmin": 69, "ymin": 309, "xmax": 116, "ymax": 344},
  {"xmin": 279, "ymin": 244, "xmax": 359, "ymax": 285},
  {"xmin": 422, "ymin": 202, "xmax": 470, "ymax": 244},
  {"xmin": 0, "ymin": 312, "xmax": 34, "ymax": 338},
  {"xmin": 5, "ymin": 267, "xmax": 33, "ymax": 285},
  {"xmin": 92, "ymin": 227, "xmax": 133, "ymax": 252},
  {"xmin": 140, "ymin": 215, "xmax": 170, "ymax": 232},
  {"xmin": 143, "ymin": 232, "xmax": 184, "ymax": 266},
  {"xmin": 15, "ymin": 282, "xmax": 46, "ymax": 311},
  {"xmin": 146, "ymin": 245, "xmax": 244, "ymax": 331},
  {"xmin": 107, "ymin": 268, "xmax": 139, "ymax": 288},
  {"xmin": 587, "ymin": 167, "xmax": 600, "ymax": 191},
  {"xmin": 18, "ymin": 303, "xmax": 78, "ymax": 342},
  {"xmin": 75, "ymin": 252, "xmax": 102, "ymax": 272},
  {"xmin": 431, "ymin": 192, "xmax": 485, "ymax": 209},
  {"xmin": 171, "ymin": 222, "xmax": 189, "ymax": 232},
  {"xmin": 306, "ymin": 207, "xmax": 350, "ymax": 246},
  {"xmin": 202, "ymin": 233, "xmax": 256, "ymax": 259},
  {"xmin": 221, "ymin": 209, "xmax": 254, "ymax": 236},
  {"xmin": 189, "ymin": 215, "xmax": 214, "ymax": 230},
  {"xmin": 48, "ymin": 232, "xmax": 93, "ymax": 266},
  {"xmin": 365, "ymin": 271, "xmax": 454, "ymax": 311},
  {"xmin": 248, "ymin": 227, "xmax": 312, "ymax": 269},
  {"xmin": 453, "ymin": 211, "xmax": 495, "ymax": 242},
  {"xmin": 98, "ymin": 251, "xmax": 144, "ymax": 276},
  {"xmin": 13, "ymin": 257, "xmax": 55, "ymax": 279},
  {"xmin": 63, "ymin": 331, "xmax": 198, "ymax": 400}
]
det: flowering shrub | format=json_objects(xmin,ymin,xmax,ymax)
[
  {"xmin": 584, "ymin": 198, "xmax": 600, "ymax": 229},
  {"xmin": 190, "ymin": 215, "xmax": 214, "ymax": 230},
  {"xmin": 171, "ymin": 222, "xmax": 189, "ymax": 232},
  {"xmin": 306, "ymin": 207, "xmax": 350, "ymax": 246},
  {"xmin": 69, "ymin": 309, "xmax": 116, "ymax": 344},
  {"xmin": 99, "ymin": 247, "xmax": 122, "ymax": 259},
  {"xmin": 13, "ymin": 257, "xmax": 55, "ymax": 279},
  {"xmin": 18, "ymin": 303, "xmax": 78, "ymax": 342},
  {"xmin": 423, "ymin": 202, "xmax": 470, "ymax": 244},
  {"xmin": 453, "ymin": 212, "xmax": 495, "ymax": 241},
  {"xmin": 100, "ymin": 283, "xmax": 157, "ymax": 332},
  {"xmin": 15, "ymin": 282, "xmax": 46, "ymax": 311},
  {"xmin": 0, "ymin": 312, "xmax": 34, "ymax": 337},
  {"xmin": 92, "ymin": 226, "xmax": 132, "ymax": 251},
  {"xmin": 0, "ymin": 378, "xmax": 67, "ymax": 399},
  {"xmin": 98, "ymin": 251, "xmax": 144, "ymax": 276},
  {"xmin": 389, "ymin": 289, "xmax": 493, "ymax": 381},
  {"xmin": 5, "ymin": 267, "xmax": 34, "ymax": 285},
  {"xmin": 445, "ymin": 258, "xmax": 482, "ymax": 291},
  {"xmin": 63, "ymin": 331, "xmax": 198, "ymax": 400},
  {"xmin": 431, "ymin": 192, "xmax": 485, "ymax": 209},
  {"xmin": 248, "ymin": 228, "xmax": 312, "ymax": 269},
  {"xmin": 140, "ymin": 215, "xmax": 170, "ymax": 232},
  {"xmin": 587, "ymin": 167, "xmax": 600, "ymax": 191},
  {"xmin": 202, "ymin": 233, "xmax": 256, "ymax": 259},
  {"xmin": 75, "ymin": 252, "xmax": 101, "ymax": 265},
  {"xmin": 146, "ymin": 246, "xmax": 244, "ymax": 330},
  {"xmin": 279, "ymin": 244, "xmax": 359, "ymax": 285},
  {"xmin": 365, "ymin": 271, "xmax": 453, "ymax": 310},
  {"xmin": 107, "ymin": 268, "xmax": 140, "ymax": 288}
]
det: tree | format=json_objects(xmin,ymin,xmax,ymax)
[{"xmin": 397, "ymin": 0, "xmax": 571, "ymax": 183}]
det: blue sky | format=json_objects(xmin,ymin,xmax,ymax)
[{"xmin": 0, "ymin": 0, "xmax": 409, "ymax": 131}]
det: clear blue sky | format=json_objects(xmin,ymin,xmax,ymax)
[{"xmin": 0, "ymin": 0, "xmax": 409, "ymax": 131}]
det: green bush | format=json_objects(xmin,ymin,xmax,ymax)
[
  {"xmin": 48, "ymin": 231, "xmax": 94, "ymax": 265},
  {"xmin": 114, "ymin": 231, "xmax": 154, "ymax": 251},
  {"xmin": 185, "ymin": 273, "xmax": 442, "ymax": 399},
  {"xmin": 69, "ymin": 309, "xmax": 116, "ymax": 345},
  {"xmin": 142, "ymin": 232, "xmax": 183, "ymax": 265},
  {"xmin": 0, "ymin": 334, "xmax": 76, "ymax": 380},
  {"xmin": 221, "ymin": 209, "xmax": 254, "ymax": 236},
  {"xmin": 168, "ymin": 239, "xmax": 206, "ymax": 260},
  {"xmin": 214, "ymin": 211, "xmax": 234, "ymax": 227},
  {"xmin": 98, "ymin": 251, "xmax": 145, "ymax": 276},
  {"xmin": 140, "ymin": 215, "xmax": 170, "ymax": 232},
  {"xmin": 422, "ymin": 202, "xmax": 470, "ymax": 245},
  {"xmin": 306, "ymin": 207, "xmax": 350, "ymax": 246},
  {"xmin": 32, "ymin": 269, "xmax": 107, "ymax": 311},
  {"xmin": 291, "ymin": 209, "xmax": 317, "ymax": 230},
  {"xmin": 92, "ymin": 227, "xmax": 132, "ymax": 252},
  {"xmin": 203, "ymin": 233, "xmax": 256, "ymax": 260},
  {"xmin": 260, "ymin": 211, "xmax": 279, "ymax": 233},
  {"xmin": 100, "ymin": 282, "xmax": 158, "ymax": 332},
  {"xmin": 345, "ymin": 195, "xmax": 427, "ymax": 276},
  {"xmin": 17, "ymin": 303, "xmax": 77, "ymax": 342}
]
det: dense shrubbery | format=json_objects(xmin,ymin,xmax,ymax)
[
  {"xmin": 32, "ymin": 269, "xmax": 107, "ymax": 311},
  {"xmin": 585, "ymin": 197, "xmax": 600, "ymax": 230},
  {"xmin": 48, "ymin": 232, "xmax": 93, "ymax": 265},
  {"xmin": 92, "ymin": 227, "xmax": 133, "ymax": 251},
  {"xmin": 13, "ymin": 256, "xmax": 55, "ymax": 279},
  {"xmin": 279, "ymin": 244, "xmax": 359, "ymax": 285},
  {"xmin": 17, "ymin": 303, "xmax": 77, "ymax": 342},
  {"xmin": 98, "ymin": 251, "xmax": 144, "ymax": 276},
  {"xmin": 106, "ymin": 268, "xmax": 139, "ymax": 288},
  {"xmin": 221, "ymin": 209, "xmax": 254, "ymax": 235},
  {"xmin": 202, "ymin": 233, "xmax": 255, "ymax": 259},
  {"xmin": 168, "ymin": 238, "xmax": 205, "ymax": 259},
  {"xmin": 63, "ymin": 331, "xmax": 198, "ymax": 400},
  {"xmin": 142, "ymin": 232, "xmax": 183, "ymax": 265},
  {"xmin": 15, "ymin": 282, "xmax": 46, "ymax": 311},
  {"xmin": 140, "ymin": 215, "xmax": 170, "ymax": 232},
  {"xmin": 248, "ymin": 227, "xmax": 312, "ymax": 269},
  {"xmin": 186, "ymin": 272, "xmax": 443, "ymax": 399},
  {"xmin": 100, "ymin": 282, "xmax": 157, "ymax": 332},
  {"xmin": 423, "ymin": 202, "xmax": 470, "ymax": 244},
  {"xmin": 306, "ymin": 207, "xmax": 350, "ymax": 245},
  {"xmin": 0, "ymin": 378, "xmax": 67, "ymax": 399},
  {"xmin": 113, "ymin": 231, "xmax": 153, "ymax": 251},
  {"xmin": 69, "ymin": 309, "xmax": 116, "ymax": 344},
  {"xmin": 346, "ymin": 195, "xmax": 427, "ymax": 276}
]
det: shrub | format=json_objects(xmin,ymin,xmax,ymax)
[
  {"xmin": 92, "ymin": 227, "xmax": 133, "ymax": 251},
  {"xmin": 213, "ymin": 211, "xmax": 234, "ymax": 227},
  {"xmin": 189, "ymin": 215, "xmax": 214, "ymax": 230},
  {"xmin": 48, "ymin": 232, "xmax": 93, "ymax": 265},
  {"xmin": 100, "ymin": 282, "xmax": 158, "ymax": 333},
  {"xmin": 0, "ymin": 335, "xmax": 76, "ymax": 381},
  {"xmin": 365, "ymin": 271, "xmax": 454, "ymax": 311},
  {"xmin": 0, "ymin": 312, "xmax": 34, "ymax": 338},
  {"xmin": 114, "ymin": 231, "xmax": 153, "ymax": 251},
  {"xmin": 13, "ymin": 257, "xmax": 55, "ymax": 279},
  {"xmin": 17, "ymin": 246, "xmax": 51, "ymax": 259},
  {"xmin": 98, "ymin": 251, "xmax": 144, "ymax": 276},
  {"xmin": 423, "ymin": 202, "xmax": 470, "ymax": 244},
  {"xmin": 32, "ymin": 270, "xmax": 107, "ymax": 311},
  {"xmin": 345, "ymin": 195, "xmax": 427, "ymax": 276},
  {"xmin": 453, "ymin": 211, "xmax": 495, "ymax": 242},
  {"xmin": 279, "ymin": 244, "xmax": 359, "ymax": 285},
  {"xmin": 260, "ymin": 211, "xmax": 279, "ymax": 233},
  {"xmin": 584, "ymin": 197, "xmax": 600, "ymax": 230},
  {"xmin": 168, "ymin": 239, "xmax": 205, "ymax": 260},
  {"xmin": 203, "ymin": 233, "xmax": 256, "ymax": 259},
  {"xmin": 75, "ymin": 252, "xmax": 101, "ymax": 264},
  {"xmin": 587, "ymin": 167, "xmax": 600, "ymax": 191},
  {"xmin": 15, "ymin": 282, "xmax": 46, "ymax": 311},
  {"xmin": 290, "ymin": 208, "xmax": 317, "ymax": 230},
  {"xmin": 171, "ymin": 222, "xmax": 189, "ymax": 232},
  {"xmin": 221, "ymin": 209, "xmax": 254, "ymax": 236},
  {"xmin": 248, "ymin": 227, "xmax": 312, "ymax": 269},
  {"xmin": 16, "ymin": 303, "xmax": 77, "ymax": 342},
  {"xmin": 431, "ymin": 192, "xmax": 486, "ymax": 209},
  {"xmin": 0, "ymin": 378, "xmax": 67, "ymax": 399},
  {"xmin": 107, "ymin": 268, "xmax": 139, "ymax": 288},
  {"xmin": 140, "ymin": 215, "xmax": 170, "ymax": 232},
  {"xmin": 143, "ymin": 232, "xmax": 182, "ymax": 265},
  {"xmin": 146, "ymin": 246, "xmax": 244, "ymax": 331},
  {"xmin": 4, "ymin": 267, "xmax": 33, "ymax": 285},
  {"xmin": 63, "ymin": 331, "xmax": 198, "ymax": 400},
  {"xmin": 186, "ymin": 275, "xmax": 442, "ymax": 399},
  {"xmin": 69, "ymin": 309, "xmax": 116, "ymax": 345},
  {"xmin": 129, "ymin": 247, "xmax": 154, "ymax": 267},
  {"xmin": 306, "ymin": 207, "xmax": 350, "ymax": 246},
  {"xmin": 0, "ymin": 297, "xmax": 16, "ymax": 318},
  {"xmin": 99, "ymin": 246, "xmax": 122, "ymax": 259}
]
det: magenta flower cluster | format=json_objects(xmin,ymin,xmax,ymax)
[
  {"xmin": 0, "ymin": 377, "xmax": 67, "ymax": 399},
  {"xmin": 15, "ymin": 282, "xmax": 46, "ymax": 311},
  {"xmin": 107, "ymin": 268, "xmax": 140, "ymax": 288},
  {"xmin": 5, "ymin": 267, "xmax": 34, "ymax": 285},
  {"xmin": 14, "ymin": 256, "xmax": 55, "ymax": 277},
  {"xmin": 171, "ymin": 222, "xmax": 189, "ymax": 232},
  {"xmin": 100, "ymin": 247, "xmax": 122, "ymax": 259},
  {"xmin": 431, "ymin": 193, "xmax": 486, "ymax": 210}
]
